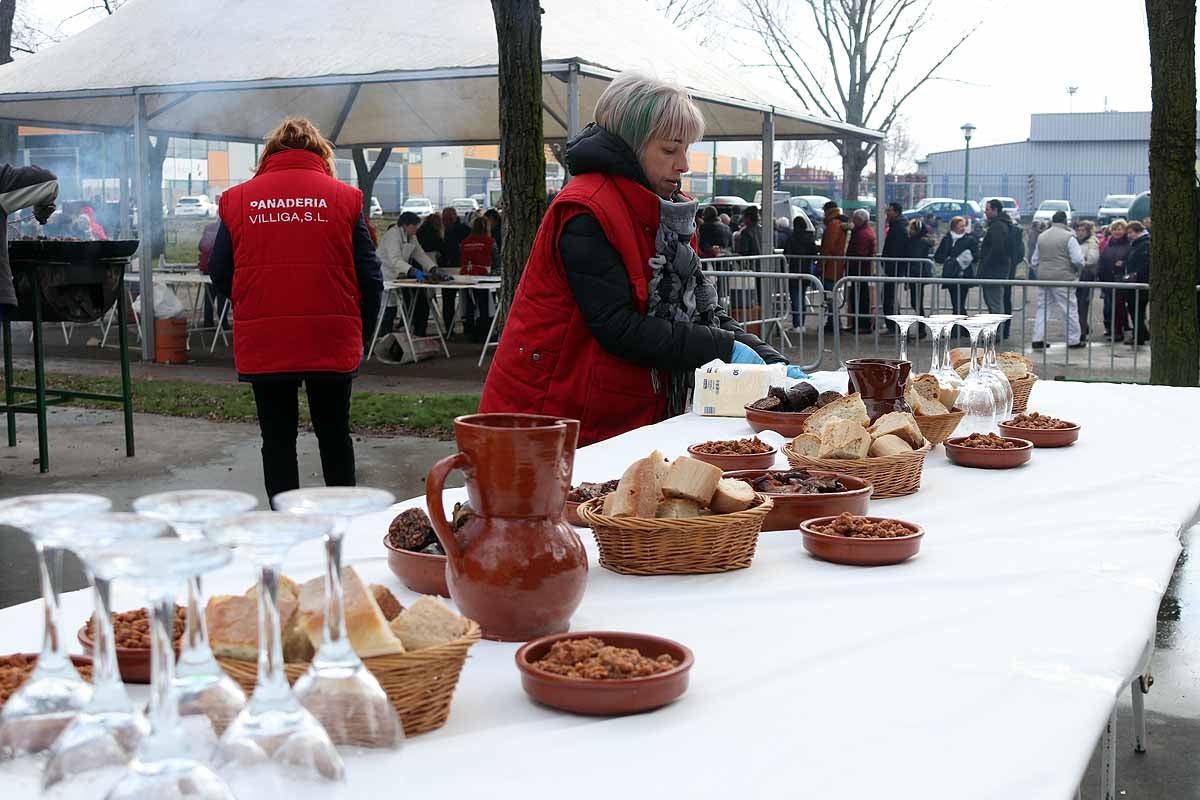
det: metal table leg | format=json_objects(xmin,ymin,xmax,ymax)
[
  {"xmin": 117, "ymin": 283, "xmax": 135, "ymax": 457},
  {"xmin": 426, "ymin": 288, "xmax": 452, "ymax": 359},
  {"xmin": 365, "ymin": 288, "xmax": 394, "ymax": 360},
  {"xmin": 32, "ymin": 286, "xmax": 48, "ymax": 473},
  {"xmin": 477, "ymin": 292, "xmax": 500, "ymax": 368},
  {"xmin": 3, "ymin": 317, "xmax": 14, "ymax": 447}
]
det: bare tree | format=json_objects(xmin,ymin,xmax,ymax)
[
  {"xmin": 778, "ymin": 139, "xmax": 817, "ymax": 168},
  {"xmin": 490, "ymin": 0, "xmax": 547, "ymax": 321},
  {"xmin": 884, "ymin": 115, "xmax": 919, "ymax": 175},
  {"xmin": 743, "ymin": 0, "xmax": 975, "ymax": 200},
  {"xmin": 656, "ymin": 0, "xmax": 719, "ymax": 44}
]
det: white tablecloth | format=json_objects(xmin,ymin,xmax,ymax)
[{"xmin": 1, "ymin": 375, "xmax": 1197, "ymax": 799}]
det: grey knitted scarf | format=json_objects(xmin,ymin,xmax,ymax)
[{"xmin": 645, "ymin": 195, "xmax": 721, "ymax": 416}]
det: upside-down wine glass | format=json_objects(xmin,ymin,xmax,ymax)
[
  {"xmin": 42, "ymin": 513, "xmax": 174, "ymax": 791},
  {"xmin": 91, "ymin": 537, "xmax": 237, "ymax": 800},
  {"xmin": 973, "ymin": 313, "xmax": 1015, "ymax": 420},
  {"xmin": 916, "ymin": 314, "xmax": 964, "ymax": 383},
  {"xmin": 272, "ymin": 486, "xmax": 404, "ymax": 750},
  {"xmin": 132, "ymin": 490, "xmax": 258, "ymax": 751},
  {"xmin": 884, "ymin": 314, "xmax": 921, "ymax": 364},
  {"xmin": 955, "ymin": 317, "xmax": 1001, "ymax": 436},
  {"xmin": 205, "ymin": 511, "xmax": 345, "ymax": 785},
  {"xmin": 0, "ymin": 493, "xmax": 111, "ymax": 758}
]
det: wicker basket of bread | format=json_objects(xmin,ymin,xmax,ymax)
[
  {"xmin": 576, "ymin": 450, "xmax": 773, "ymax": 575},
  {"xmin": 213, "ymin": 568, "xmax": 480, "ymax": 741},
  {"xmin": 904, "ymin": 373, "xmax": 964, "ymax": 446},
  {"xmin": 782, "ymin": 393, "xmax": 931, "ymax": 498},
  {"xmin": 951, "ymin": 349, "xmax": 1037, "ymax": 414}
]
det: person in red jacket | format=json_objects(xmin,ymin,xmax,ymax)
[
  {"xmin": 479, "ymin": 72, "xmax": 792, "ymax": 446},
  {"xmin": 458, "ymin": 215, "xmax": 497, "ymax": 342},
  {"xmin": 207, "ymin": 117, "xmax": 383, "ymax": 502}
]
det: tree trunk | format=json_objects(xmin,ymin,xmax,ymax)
[
  {"xmin": 353, "ymin": 146, "xmax": 393, "ymax": 221},
  {"xmin": 0, "ymin": 0, "xmax": 17, "ymax": 165},
  {"xmin": 841, "ymin": 144, "xmax": 869, "ymax": 202},
  {"xmin": 490, "ymin": 0, "xmax": 546, "ymax": 322},
  {"xmin": 1146, "ymin": 0, "xmax": 1198, "ymax": 386}
]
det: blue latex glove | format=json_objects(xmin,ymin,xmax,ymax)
[
  {"xmin": 730, "ymin": 341, "xmax": 766, "ymax": 365},
  {"xmin": 786, "ymin": 365, "xmax": 809, "ymax": 380}
]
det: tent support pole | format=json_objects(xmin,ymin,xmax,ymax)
[
  {"xmin": 133, "ymin": 95, "xmax": 156, "ymax": 362},
  {"xmin": 118, "ymin": 131, "xmax": 131, "ymax": 239},
  {"xmin": 330, "ymin": 84, "xmax": 361, "ymax": 144},
  {"xmin": 760, "ymin": 109, "xmax": 774, "ymax": 256},
  {"xmin": 875, "ymin": 143, "xmax": 886, "ymax": 254},
  {"xmin": 564, "ymin": 63, "xmax": 581, "ymax": 182}
]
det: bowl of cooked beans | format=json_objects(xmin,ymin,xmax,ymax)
[
  {"xmin": 78, "ymin": 605, "xmax": 186, "ymax": 684},
  {"xmin": 998, "ymin": 412, "xmax": 1080, "ymax": 448},
  {"xmin": 799, "ymin": 513, "xmax": 924, "ymax": 566}
]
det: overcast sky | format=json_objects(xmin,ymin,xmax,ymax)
[{"xmin": 29, "ymin": 0, "xmax": 1166, "ymax": 168}]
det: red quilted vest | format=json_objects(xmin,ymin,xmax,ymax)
[
  {"xmin": 479, "ymin": 172, "xmax": 666, "ymax": 446},
  {"xmin": 218, "ymin": 149, "xmax": 364, "ymax": 377}
]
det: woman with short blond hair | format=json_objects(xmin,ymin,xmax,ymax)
[
  {"xmin": 208, "ymin": 116, "xmax": 382, "ymax": 501},
  {"xmin": 480, "ymin": 72, "xmax": 792, "ymax": 445}
]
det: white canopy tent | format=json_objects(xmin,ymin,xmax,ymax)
[{"xmin": 0, "ymin": 0, "xmax": 883, "ymax": 358}]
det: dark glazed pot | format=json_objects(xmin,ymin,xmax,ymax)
[
  {"xmin": 426, "ymin": 413, "xmax": 588, "ymax": 642},
  {"xmin": 846, "ymin": 358, "xmax": 912, "ymax": 422}
]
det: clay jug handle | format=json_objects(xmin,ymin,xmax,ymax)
[{"xmin": 425, "ymin": 452, "xmax": 468, "ymax": 567}]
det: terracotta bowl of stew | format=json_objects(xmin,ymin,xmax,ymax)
[
  {"xmin": 721, "ymin": 469, "xmax": 871, "ymax": 531},
  {"xmin": 78, "ymin": 626, "xmax": 156, "ymax": 684},
  {"xmin": 515, "ymin": 630, "xmax": 694, "ymax": 716},
  {"xmin": 944, "ymin": 436, "xmax": 1033, "ymax": 469},
  {"xmin": 686, "ymin": 442, "xmax": 778, "ymax": 472},
  {"xmin": 383, "ymin": 534, "xmax": 450, "ymax": 597},
  {"xmin": 744, "ymin": 404, "xmax": 813, "ymax": 438},
  {"xmin": 0, "ymin": 653, "xmax": 94, "ymax": 750},
  {"xmin": 799, "ymin": 516, "xmax": 924, "ymax": 566},
  {"xmin": 997, "ymin": 419, "xmax": 1080, "ymax": 448}
]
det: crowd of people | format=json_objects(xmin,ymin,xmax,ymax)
[{"xmin": 705, "ymin": 195, "xmax": 1154, "ymax": 348}]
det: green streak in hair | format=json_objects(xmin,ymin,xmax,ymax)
[{"xmin": 618, "ymin": 91, "xmax": 658, "ymax": 154}]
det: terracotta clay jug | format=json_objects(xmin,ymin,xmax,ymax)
[
  {"xmin": 846, "ymin": 358, "xmax": 912, "ymax": 422},
  {"xmin": 425, "ymin": 413, "xmax": 588, "ymax": 642}
]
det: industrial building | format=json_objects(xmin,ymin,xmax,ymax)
[{"xmin": 917, "ymin": 111, "xmax": 1200, "ymax": 219}]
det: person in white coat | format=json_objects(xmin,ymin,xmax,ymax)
[
  {"xmin": 1030, "ymin": 210, "xmax": 1085, "ymax": 349},
  {"xmin": 376, "ymin": 210, "xmax": 437, "ymax": 338}
]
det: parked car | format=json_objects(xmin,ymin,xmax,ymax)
[
  {"xmin": 1096, "ymin": 194, "xmax": 1135, "ymax": 225},
  {"xmin": 699, "ymin": 195, "xmax": 750, "ymax": 220},
  {"xmin": 981, "ymin": 196, "xmax": 1020, "ymax": 221},
  {"xmin": 400, "ymin": 196, "xmax": 435, "ymax": 216},
  {"xmin": 902, "ymin": 197, "xmax": 980, "ymax": 226},
  {"xmin": 369, "ymin": 196, "xmax": 384, "ymax": 218},
  {"xmin": 790, "ymin": 195, "xmax": 829, "ymax": 234},
  {"xmin": 450, "ymin": 197, "xmax": 480, "ymax": 216},
  {"xmin": 174, "ymin": 195, "xmax": 217, "ymax": 218},
  {"xmin": 1033, "ymin": 200, "xmax": 1073, "ymax": 225},
  {"xmin": 841, "ymin": 196, "xmax": 878, "ymax": 221},
  {"xmin": 753, "ymin": 190, "xmax": 803, "ymax": 226}
]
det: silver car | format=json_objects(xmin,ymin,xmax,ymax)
[{"xmin": 1097, "ymin": 194, "xmax": 1135, "ymax": 225}]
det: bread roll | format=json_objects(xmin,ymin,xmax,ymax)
[
  {"xmin": 389, "ymin": 596, "xmax": 465, "ymax": 651},
  {"xmin": 207, "ymin": 594, "xmax": 258, "ymax": 662},
  {"xmin": 938, "ymin": 385, "xmax": 960, "ymax": 410},
  {"xmin": 868, "ymin": 411, "xmax": 924, "ymax": 448},
  {"xmin": 997, "ymin": 352, "xmax": 1031, "ymax": 381},
  {"xmin": 655, "ymin": 498, "xmax": 706, "ymax": 518},
  {"xmin": 817, "ymin": 420, "xmax": 871, "ymax": 459},
  {"xmin": 607, "ymin": 453, "xmax": 666, "ymax": 517},
  {"xmin": 791, "ymin": 432, "xmax": 823, "ymax": 458},
  {"xmin": 869, "ymin": 434, "xmax": 914, "ymax": 458},
  {"xmin": 708, "ymin": 478, "xmax": 757, "ymax": 514},
  {"xmin": 905, "ymin": 383, "xmax": 949, "ymax": 416},
  {"xmin": 911, "ymin": 374, "xmax": 941, "ymax": 402},
  {"xmin": 661, "ymin": 456, "xmax": 722, "ymax": 506},
  {"xmin": 298, "ymin": 567, "xmax": 406, "ymax": 657},
  {"xmin": 801, "ymin": 392, "xmax": 869, "ymax": 437},
  {"xmin": 948, "ymin": 347, "xmax": 973, "ymax": 369}
]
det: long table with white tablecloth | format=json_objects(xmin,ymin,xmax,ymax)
[{"xmin": 1, "ymin": 375, "xmax": 1197, "ymax": 798}]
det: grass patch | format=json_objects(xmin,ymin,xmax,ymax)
[
  {"xmin": 0, "ymin": 370, "xmax": 477, "ymax": 439},
  {"xmin": 163, "ymin": 216, "xmax": 398, "ymax": 264}
]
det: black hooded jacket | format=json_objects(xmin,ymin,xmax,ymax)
[
  {"xmin": 979, "ymin": 212, "xmax": 1014, "ymax": 279},
  {"xmin": 558, "ymin": 124, "xmax": 784, "ymax": 369}
]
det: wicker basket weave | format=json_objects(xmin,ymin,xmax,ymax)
[
  {"xmin": 915, "ymin": 410, "xmax": 965, "ymax": 446},
  {"xmin": 576, "ymin": 494, "xmax": 773, "ymax": 575},
  {"xmin": 217, "ymin": 619, "xmax": 481, "ymax": 741},
  {"xmin": 783, "ymin": 442, "xmax": 932, "ymax": 498},
  {"xmin": 1010, "ymin": 374, "xmax": 1037, "ymax": 413}
]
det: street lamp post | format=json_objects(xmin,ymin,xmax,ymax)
[{"xmin": 961, "ymin": 123, "xmax": 975, "ymax": 204}]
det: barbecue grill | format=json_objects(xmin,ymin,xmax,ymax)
[{"xmin": 2, "ymin": 238, "xmax": 137, "ymax": 472}]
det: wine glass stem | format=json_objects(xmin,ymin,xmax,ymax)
[
  {"xmin": 91, "ymin": 574, "xmax": 121, "ymax": 687},
  {"xmin": 967, "ymin": 327, "xmax": 983, "ymax": 376},
  {"xmin": 255, "ymin": 560, "xmax": 290, "ymax": 703},
  {"xmin": 178, "ymin": 576, "xmax": 214, "ymax": 671},
  {"xmin": 928, "ymin": 328, "xmax": 942, "ymax": 373},
  {"xmin": 148, "ymin": 594, "xmax": 181, "ymax": 736},
  {"xmin": 320, "ymin": 529, "xmax": 355, "ymax": 663},
  {"xmin": 36, "ymin": 543, "xmax": 68, "ymax": 670},
  {"xmin": 896, "ymin": 324, "xmax": 908, "ymax": 363}
]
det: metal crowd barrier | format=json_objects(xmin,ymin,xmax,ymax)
[
  {"xmin": 830, "ymin": 274, "xmax": 1154, "ymax": 381},
  {"xmin": 700, "ymin": 254, "xmax": 825, "ymax": 372}
]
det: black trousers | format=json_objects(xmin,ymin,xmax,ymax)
[
  {"xmin": 407, "ymin": 289, "xmax": 456, "ymax": 337},
  {"xmin": 251, "ymin": 378, "xmax": 355, "ymax": 505}
]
